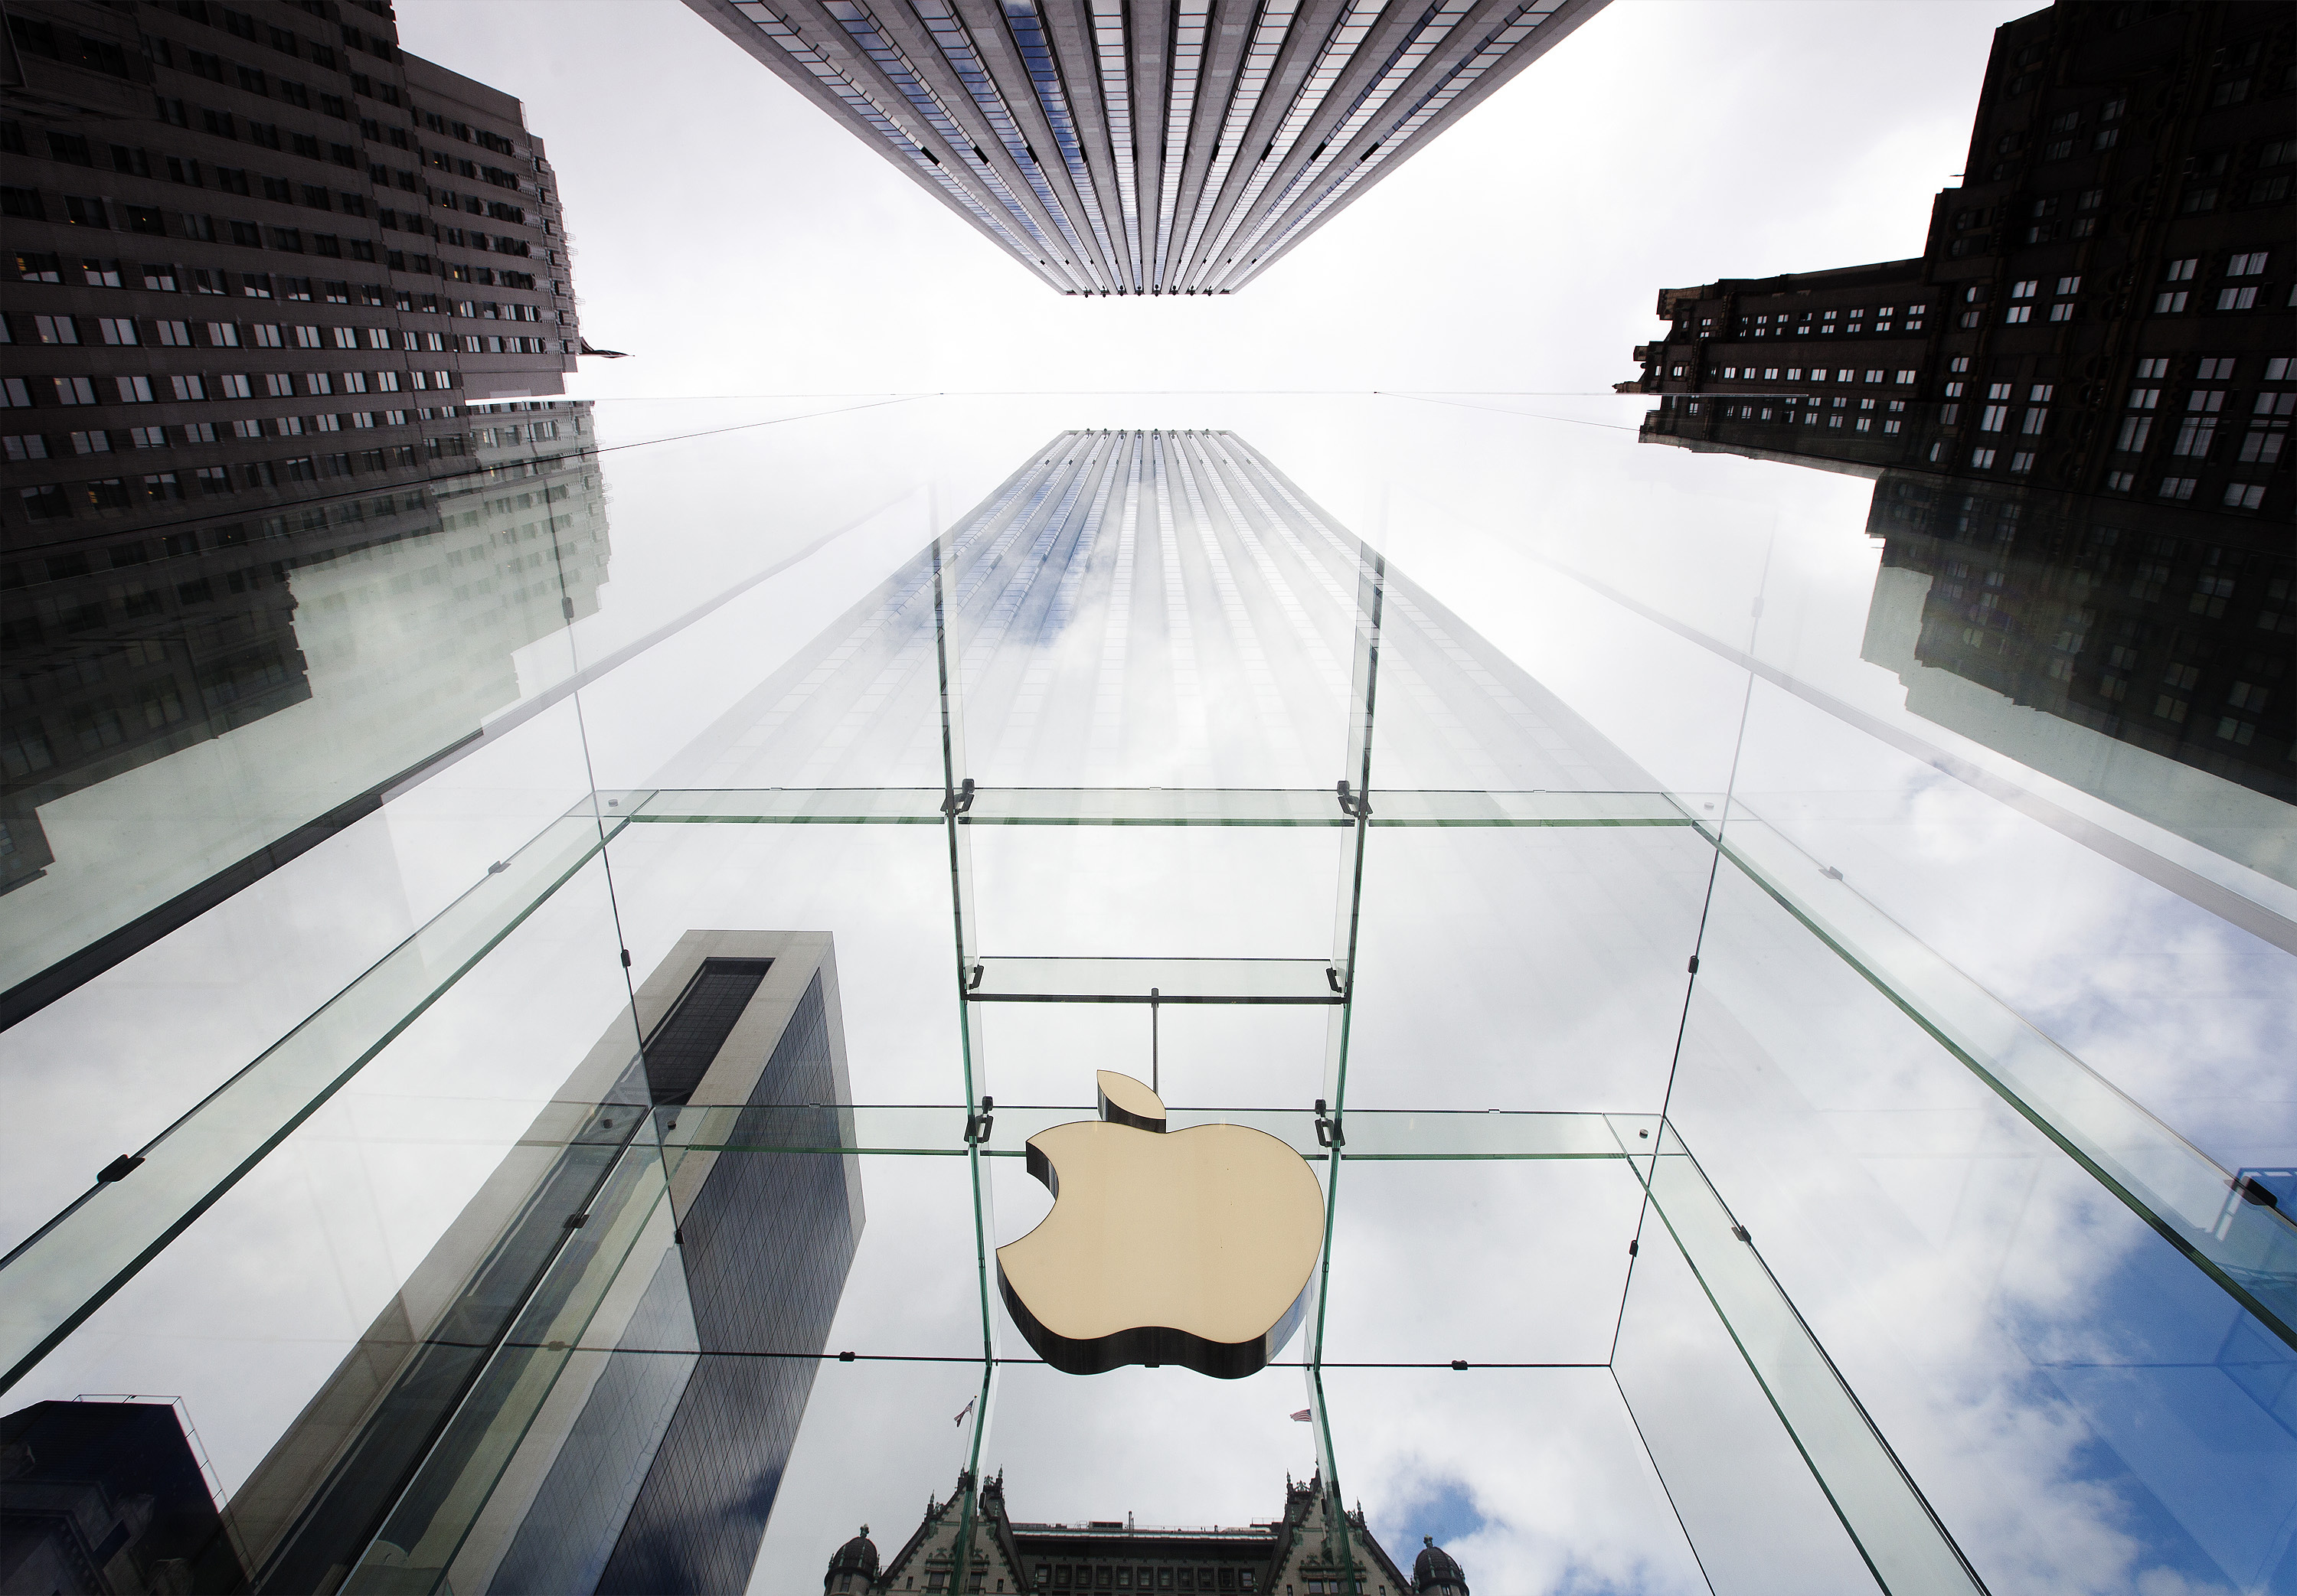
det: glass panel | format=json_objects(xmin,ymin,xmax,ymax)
[{"xmin": 0, "ymin": 811, "xmax": 623, "ymax": 1388}]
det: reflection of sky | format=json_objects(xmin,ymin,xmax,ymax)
[{"xmin": 5, "ymin": 396, "xmax": 2292, "ymax": 1596}]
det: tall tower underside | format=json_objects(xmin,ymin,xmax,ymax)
[{"xmin": 685, "ymin": 0, "xmax": 1605, "ymax": 293}]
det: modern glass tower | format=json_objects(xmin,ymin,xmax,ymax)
[
  {"xmin": 224, "ymin": 932, "xmax": 864, "ymax": 1596},
  {"xmin": 682, "ymin": 0, "xmax": 1606, "ymax": 293}
]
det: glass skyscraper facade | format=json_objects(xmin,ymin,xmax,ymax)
[{"xmin": 683, "ymin": 0, "xmax": 1605, "ymax": 292}]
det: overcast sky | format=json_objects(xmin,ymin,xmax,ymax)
[{"xmin": 394, "ymin": 0, "xmax": 2037, "ymax": 398}]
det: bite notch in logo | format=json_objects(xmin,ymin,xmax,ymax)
[{"xmin": 995, "ymin": 1071, "xmax": 1325, "ymax": 1379}]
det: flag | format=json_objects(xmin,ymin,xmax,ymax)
[
  {"xmin": 1289, "ymin": 1408, "xmax": 1313, "ymax": 1422},
  {"xmin": 955, "ymin": 1397, "xmax": 976, "ymax": 1428}
]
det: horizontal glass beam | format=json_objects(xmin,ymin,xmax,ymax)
[
  {"xmin": 0, "ymin": 809, "xmax": 623, "ymax": 1395},
  {"xmin": 1714, "ymin": 811, "xmax": 2297, "ymax": 1349},
  {"xmin": 964, "ymin": 955, "xmax": 1343, "ymax": 1004},
  {"xmin": 644, "ymin": 1104, "xmax": 1657, "ymax": 1160},
  {"xmin": 629, "ymin": 787, "xmax": 1694, "ymax": 827},
  {"xmin": 1642, "ymin": 1129, "xmax": 1988, "ymax": 1596}
]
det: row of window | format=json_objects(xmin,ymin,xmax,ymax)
[
  {"xmin": 11, "ymin": 244, "xmax": 551, "ymax": 299},
  {"xmin": 8, "ymin": 188, "xmax": 537, "ymax": 269},
  {"xmin": 7, "ymin": 126, "xmax": 541, "ymax": 246},
  {"xmin": 160, "ymin": 0, "xmax": 381, "ymax": 70},
  {"xmin": 10, "ymin": 433, "xmax": 579, "ymax": 527},
  {"xmin": 1028, "ymin": 1567, "xmax": 1254, "ymax": 1592},
  {"xmin": 16, "ymin": 447, "xmax": 443, "ymax": 520},
  {"xmin": 6, "ymin": 260, "xmax": 560, "ymax": 325},
  {"xmin": 1694, "ymin": 367, "xmax": 1918, "ymax": 385},
  {"xmin": 142, "ymin": 34, "xmax": 351, "ymax": 119},
  {"xmin": 8, "ymin": 306, "xmax": 549, "ymax": 353},
  {"xmin": 149, "ymin": 93, "xmax": 360, "ymax": 169},
  {"xmin": 1689, "ymin": 399, "xmax": 1908, "ymax": 436},
  {"xmin": 2094, "ymin": 472, "xmax": 2272, "ymax": 512},
  {"xmin": 1696, "ymin": 305, "xmax": 1929, "ymax": 338},
  {"xmin": 3, "ymin": 407, "xmax": 479, "ymax": 460},
  {"xmin": 5, "ymin": 371, "xmax": 456, "ymax": 409}
]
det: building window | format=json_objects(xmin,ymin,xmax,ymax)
[
  {"xmin": 2158, "ymin": 476, "xmax": 2197, "ymax": 501},
  {"xmin": 2216, "ymin": 286, "xmax": 2258, "ymax": 311},
  {"xmin": 2010, "ymin": 451, "xmax": 2036, "ymax": 473},
  {"xmin": 1970, "ymin": 448, "xmax": 1998, "ymax": 468}
]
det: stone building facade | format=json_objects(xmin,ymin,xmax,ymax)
[{"xmin": 823, "ymin": 1474, "xmax": 1448, "ymax": 1596}]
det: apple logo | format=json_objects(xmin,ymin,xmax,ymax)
[{"xmin": 996, "ymin": 1070, "xmax": 1325, "ymax": 1379}]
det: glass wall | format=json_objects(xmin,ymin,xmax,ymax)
[{"xmin": 2, "ymin": 394, "xmax": 2288, "ymax": 1596}]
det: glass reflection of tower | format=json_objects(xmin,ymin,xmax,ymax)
[
  {"xmin": 1624, "ymin": 0, "xmax": 2295, "ymax": 861},
  {"xmin": 0, "ymin": 401, "xmax": 609, "ymax": 1022},
  {"xmin": 229, "ymin": 932, "xmax": 863, "ymax": 1596}
]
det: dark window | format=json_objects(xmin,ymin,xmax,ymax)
[
  {"xmin": 9, "ymin": 16, "xmax": 60, "ymax": 59},
  {"xmin": 187, "ymin": 49, "xmax": 225, "ymax": 80},
  {"xmin": 237, "ymin": 64, "xmax": 268, "ymax": 93},
  {"xmin": 47, "ymin": 132, "xmax": 93, "ymax": 166},
  {"xmin": 1, "ymin": 188, "xmax": 44, "ymax": 220},
  {"xmin": 642, "ymin": 959, "xmax": 775, "ymax": 1105}
]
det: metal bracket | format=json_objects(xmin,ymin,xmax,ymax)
[
  {"xmin": 942, "ymin": 777, "xmax": 976, "ymax": 818},
  {"xmin": 1312, "ymin": 1098, "xmax": 1345, "ymax": 1149},
  {"xmin": 964, "ymin": 1095, "xmax": 995, "ymax": 1145},
  {"xmin": 1334, "ymin": 779, "xmax": 1371, "ymax": 819}
]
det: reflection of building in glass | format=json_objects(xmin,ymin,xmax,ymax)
[
  {"xmin": 683, "ymin": 0, "xmax": 1603, "ymax": 295},
  {"xmin": 1861, "ymin": 471, "xmax": 2292, "ymax": 804},
  {"xmin": 1626, "ymin": 1, "xmax": 2293, "ymax": 520},
  {"xmin": 0, "ymin": 403, "xmax": 606, "ymax": 1021},
  {"xmin": 827, "ymin": 1474, "xmax": 1432, "ymax": 1594},
  {"xmin": 1621, "ymin": 1, "xmax": 2295, "ymax": 831},
  {"xmin": 228, "ymin": 932, "xmax": 863, "ymax": 1596},
  {"xmin": 0, "ymin": 1397, "xmax": 247, "ymax": 1594}
]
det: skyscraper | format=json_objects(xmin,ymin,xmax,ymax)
[
  {"xmin": 1, "ymin": 0, "xmax": 609, "ymax": 1022},
  {"xmin": 1623, "ymin": 0, "xmax": 2293, "ymax": 518},
  {"xmin": 682, "ymin": 0, "xmax": 1605, "ymax": 294},
  {"xmin": 227, "ymin": 932, "xmax": 864, "ymax": 1596},
  {"xmin": 1619, "ymin": 0, "xmax": 2294, "ymax": 821},
  {"xmin": 1, "ymin": 0, "xmax": 590, "ymax": 645}
]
